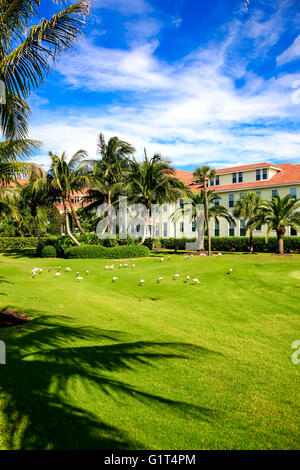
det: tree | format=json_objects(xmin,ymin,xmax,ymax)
[
  {"xmin": 124, "ymin": 151, "xmax": 190, "ymax": 246},
  {"xmin": 19, "ymin": 165, "xmax": 58, "ymax": 244},
  {"xmin": 246, "ymin": 194, "xmax": 300, "ymax": 255},
  {"xmin": 172, "ymin": 190, "xmax": 235, "ymax": 252},
  {"xmin": 233, "ymin": 191, "xmax": 262, "ymax": 253},
  {"xmin": 193, "ymin": 165, "xmax": 216, "ymax": 255},
  {"xmin": 82, "ymin": 133, "xmax": 135, "ymax": 235},
  {"xmin": 49, "ymin": 150, "xmax": 89, "ymax": 245},
  {"xmin": 0, "ymin": 0, "xmax": 90, "ymax": 139}
]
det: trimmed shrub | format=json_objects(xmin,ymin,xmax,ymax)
[
  {"xmin": 41, "ymin": 245, "xmax": 57, "ymax": 258},
  {"xmin": 65, "ymin": 244, "xmax": 150, "ymax": 259}
]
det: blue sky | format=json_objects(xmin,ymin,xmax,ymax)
[{"xmin": 28, "ymin": 0, "xmax": 300, "ymax": 171}]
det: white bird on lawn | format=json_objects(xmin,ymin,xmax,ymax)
[
  {"xmin": 218, "ymin": 253, "xmax": 223, "ymax": 256},
  {"xmin": 138, "ymin": 279, "xmax": 145, "ymax": 286},
  {"xmin": 31, "ymin": 268, "xmax": 40, "ymax": 273},
  {"xmin": 112, "ymin": 277, "xmax": 118, "ymax": 283},
  {"xmin": 173, "ymin": 274, "xmax": 180, "ymax": 280},
  {"xmin": 124, "ymin": 263, "xmax": 130, "ymax": 267},
  {"xmin": 54, "ymin": 272, "xmax": 61, "ymax": 277},
  {"xmin": 160, "ymin": 257, "xmax": 164, "ymax": 262},
  {"xmin": 156, "ymin": 277, "xmax": 163, "ymax": 283},
  {"xmin": 32, "ymin": 271, "xmax": 37, "ymax": 279},
  {"xmin": 65, "ymin": 267, "xmax": 72, "ymax": 272},
  {"xmin": 185, "ymin": 275, "xmax": 190, "ymax": 282},
  {"xmin": 76, "ymin": 276, "xmax": 84, "ymax": 282},
  {"xmin": 168, "ymin": 256, "xmax": 171, "ymax": 260},
  {"xmin": 228, "ymin": 268, "xmax": 232, "ymax": 274},
  {"xmin": 190, "ymin": 254, "xmax": 194, "ymax": 257},
  {"xmin": 132, "ymin": 264, "xmax": 135, "ymax": 268},
  {"xmin": 39, "ymin": 268, "xmax": 43, "ymax": 274},
  {"xmin": 86, "ymin": 270, "xmax": 90, "ymax": 275},
  {"xmin": 192, "ymin": 278, "xmax": 200, "ymax": 284},
  {"xmin": 119, "ymin": 264, "xmax": 123, "ymax": 268}
]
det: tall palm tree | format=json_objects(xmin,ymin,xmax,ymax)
[
  {"xmin": 193, "ymin": 165, "xmax": 216, "ymax": 255},
  {"xmin": 49, "ymin": 150, "xmax": 89, "ymax": 245},
  {"xmin": 172, "ymin": 190, "xmax": 235, "ymax": 252},
  {"xmin": 124, "ymin": 151, "xmax": 190, "ymax": 246},
  {"xmin": 82, "ymin": 133, "xmax": 135, "ymax": 235},
  {"xmin": 246, "ymin": 194, "xmax": 300, "ymax": 255},
  {"xmin": 233, "ymin": 191, "xmax": 262, "ymax": 253},
  {"xmin": 0, "ymin": 0, "xmax": 90, "ymax": 139},
  {"xmin": 19, "ymin": 165, "xmax": 58, "ymax": 244}
]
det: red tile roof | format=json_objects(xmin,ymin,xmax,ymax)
[{"xmin": 175, "ymin": 163, "xmax": 300, "ymax": 192}]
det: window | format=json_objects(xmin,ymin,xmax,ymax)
[
  {"xmin": 163, "ymin": 222, "xmax": 168, "ymax": 237},
  {"xmin": 163, "ymin": 204, "xmax": 168, "ymax": 212},
  {"xmin": 179, "ymin": 199, "xmax": 184, "ymax": 209},
  {"xmin": 179, "ymin": 222, "xmax": 184, "ymax": 233},
  {"xmin": 192, "ymin": 221, "xmax": 196, "ymax": 232},
  {"xmin": 256, "ymin": 191, "xmax": 261, "ymax": 196},
  {"xmin": 210, "ymin": 178, "xmax": 214, "ymax": 186},
  {"xmin": 155, "ymin": 223, "xmax": 159, "ymax": 237},
  {"xmin": 240, "ymin": 192, "xmax": 244, "ymax": 199},
  {"xmin": 229, "ymin": 193, "xmax": 234, "ymax": 208},
  {"xmin": 229, "ymin": 221, "xmax": 235, "ymax": 237},
  {"xmin": 214, "ymin": 221, "xmax": 220, "ymax": 237},
  {"xmin": 262, "ymin": 168, "xmax": 268, "ymax": 180},
  {"xmin": 215, "ymin": 175, "xmax": 220, "ymax": 186},
  {"xmin": 256, "ymin": 169, "xmax": 261, "ymax": 181},
  {"xmin": 155, "ymin": 205, "xmax": 159, "ymax": 214},
  {"xmin": 240, "ymin": 219, "xmax": 246, "ymax": 237},
  {"xmin": 238, "ymin": 172, "xmax": 243, "ymax": 183},
  {"xmin": 255, "ymin": 225, "xmax": 262, "ymax": 231},
  {"xmin": 290, "ymin": 188, "xmax": 297, "ymax": 200},
  {"xmin": 272, "ymin": 189, "xmax": 278, "ymax": 198},
  {"xmin": 214, "ymin": 198, "xmax": 220, "ymax": 206},
  {"xmin": 291, "ymin": 227, "xmax": 298, "ymax": 236},
  {"xmin": 232, "ymin": 172, "xmax": 237, "ymax": 184},
  {"xmin": 72, "ymin": 196, "xmax": 81, "ymax": 204}
]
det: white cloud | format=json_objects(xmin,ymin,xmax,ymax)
[
  {"xmin": 94, "ymin": 0, "xmax": 151, "ymax": 15},
  {"xmin": 277, "ymin": 34, "xmax": 300, "ymax": 65},
  {"xmin": 29, "ymin": 2, "xmax": 300, "ymax": 169}
]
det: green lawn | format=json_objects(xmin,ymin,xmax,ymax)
[{"xmin": 0, "ymin": 252, "xmax": 299, "ymax": 450}]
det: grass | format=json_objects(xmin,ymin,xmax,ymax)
[{"xmin": 0, "ymin": 252, "xmax": 299, "ymax": 450}]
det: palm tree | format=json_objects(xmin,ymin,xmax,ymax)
[
  {"xmin": 0, "ymin": 138, "xmax": 40, "ymax": 184},
  {"xmin": 124, "ymin": 151, "xmax": 190, "ymax": 246},
  {"xmin": 193, "ymin": 165, "xmax": 216, "ymax": 255},
  {"xmin": 246, "ymin": 194, "xmax": 300, "ymax": 255},
  {"xmin": 82, "ymin": 133, "xmax": 135, "ymax": 235},
  {"xmin": 49, "ymin": 150, "xmax": 89, "ymax": 245},
  {"xmin": 0, "ymin": 0, "xmax": 90, "ymax": 139},
  {"xmin": 19, "ymin": 166, "xmax": 58, "ymax": 244},
  {"xmin": 0, "ymin": 186, "xmax": 18, "ymax": 221},
  {"xmin": 233, "ymin": 191, "xmax": 262, "ymax": 253},
  {"xmin": 172, "ymin": 190, "xmax": 235, "ymax": 252}
]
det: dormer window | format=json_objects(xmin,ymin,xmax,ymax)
[
  {"xmin": 256, "ymin": 169, "xmax": 261, "ymax": 181},
  {"xmin": 215, "ymin": 175, "xmax": 220, "ymax": 186},
  {"xmin": 232, "ymin": 172, "xmax": 237, "ymax": 184},
  {"xmin": 262, "ymin": 168, "xmax": 268, "ymax": 180},
  {"xmin": 238, "ymin": 172, "xmax": 243, "ymax": 183}
]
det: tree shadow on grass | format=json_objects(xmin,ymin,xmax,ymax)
[
  {"xmin": 1, "ymin": 248, "xmax": 37, "ymax": 259},
  {"xmin": 0, "ymin": 309, "xmax": 221, "ymax": 449}
]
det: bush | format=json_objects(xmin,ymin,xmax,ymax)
[
  {"xmin": 65, "ymin": 244, "xmax": 150, "ymax": 259},
  {"xmin": 41, "ymin": 245, "xmax": 57, "ymax": 258}
]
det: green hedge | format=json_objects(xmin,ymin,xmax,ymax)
[
  {"xmin": 65, "ymin": 244, "xmax": 150, "ymax": 259},
  {"xmin": 41, "ymin": 245, "xmax": 57, "ymax": 258},
  {"xmin": 0, "ymin": 237, "xmax": 51, "ymax": 250},
  {"xmin": 159, "ymin": 236, "xmax": 300, "ymax": 253}
]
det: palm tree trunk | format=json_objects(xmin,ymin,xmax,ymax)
[
  {"xmin": 152, "ymin": 207, "xmax": 156, "ymax": 250},
  {"xmin": 68, "ymin": 196, "xmax": 85, "ymax": 234},
  {"xmin": 277, "ymin": 228, "xmax": 285, "ymax": 255},
  {"xmin": 249, "ymin": 230, "xmax": 254, "ymax": 254},
  {"xmin": 34, "ymin": 214, "xmax": 42, "ymax": 245},
  {"xmin": 204, "ymin": 182, "xmax": 211, "ymax": 255},
  {"xmin": 63, "ymin": 200, "xmax": 80, "ymax": 246}
]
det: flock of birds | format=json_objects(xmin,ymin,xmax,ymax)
[
  {"xmin": 31, "ymin": 266, "xmax": 89, "ymax": 281},
  {"xmin": 30, "ymin": 252, "xmax": 233, "ymax": 286}
]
